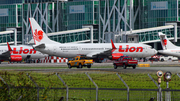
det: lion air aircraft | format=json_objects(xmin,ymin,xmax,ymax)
[
  {"xmin": 0, "ymin": 42, "xmax": 48, "ymax": 63},
  {"xmin": 158, "ymin": 32, "xmax": 180, "ymax": 57},
  {"xmin": 29, "ymin": 17, "xmax": 157, "ymax": 60}
]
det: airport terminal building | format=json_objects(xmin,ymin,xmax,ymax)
[{"xmin": 0, "ymin": 0, "xmax": 179, "ymax": 50}]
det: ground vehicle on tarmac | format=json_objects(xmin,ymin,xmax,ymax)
[
  {"xmin": 67, "ymin": 56, "xmax": 93, "ymax": 69},
  {"xmin": 159, "ymin": 55, "xmax": 178, "ymax": 62},
  {"xmin": 113, "ymin": 56, "xmax": 138, "ymax": 69}
]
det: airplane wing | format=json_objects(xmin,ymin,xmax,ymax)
[
  {"xmin": 86, "ymin": 39, "xmax": 116, "ymax": 58},
  {"xmin": 0, "ymin": 51, "xmax": 11, "ymax": 58},
  {"xmin": 0, "ymin": 42, "xmax": 11, "ymax": 60},
  {"xmin": 86, "ymin": 49, "xmax": 113, "ymax": 58}
]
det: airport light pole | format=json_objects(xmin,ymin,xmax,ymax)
[
  {"xmin": 164, "ymin": 71, "xmax": 172, "ymax": 101},
  {"xmin": 157, "ymin": 71, "xmax": 163, "ymax": 101}
]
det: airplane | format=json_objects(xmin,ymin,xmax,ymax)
[
  {"xmin": 29, "ymin": 17, "xmax": 157, "ymax": 60},
  {"xmin": 0, "ymin": 42, "xmax": 48, "ymax": 64},
  {"xmin": 158, "ymin": 32, "xmax": 180, "ymax": 57}
]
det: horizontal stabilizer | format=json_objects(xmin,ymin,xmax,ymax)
[{"xmin": 33, "ymin": 43, "xmax": 45, "ymax": 49}]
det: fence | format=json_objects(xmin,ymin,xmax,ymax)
[{"xmin": 0, "ymin": 72, "xmax": 180, "ymax": 101}]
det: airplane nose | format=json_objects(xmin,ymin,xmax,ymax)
[{"xmin": 44, "ymin": 54, "xmax": 49, "ymax": 57}]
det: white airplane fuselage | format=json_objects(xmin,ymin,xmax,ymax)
[
  {"xmin": 158, "ymin": 49, "xmax": 180, "ymax": 57},
  {"xmin": 36, "ymin": 43, "xmax": 157, "ymax": 58},
  {"xmin": 29, "ymin": 17, "xmax": 157, "ymax": 59}
]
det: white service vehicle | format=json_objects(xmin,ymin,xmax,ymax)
[{"xmin": 159, "ymin": 56, "xmax": 178, "ymax": 62}]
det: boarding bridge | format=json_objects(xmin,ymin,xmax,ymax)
[
  {"xmin": 105, "ymin": 23, "xmax": 177, "ymax": 44},
  {"xmin": 0, "ymin": 28, "xmax": 19, "ymax": 45},
  {"xmin": 0, "ymin": 25, "xmax": 96, "ymax": 45}
]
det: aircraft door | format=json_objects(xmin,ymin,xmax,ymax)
[
  {"xmin": 78, "ymin": 46, "xmax": 82, "ymax": 55},
  {"xmin": 144, "ymin": 47, "xmax": 148, "ymax": 57},
  {"xmin": 53, "ymin": 46, "xmax": 57, "ymax": 55}
]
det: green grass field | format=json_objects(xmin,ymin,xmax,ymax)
[{"xmin": 0, "ymin": 70, "xmax": 180, "ymax": 101}]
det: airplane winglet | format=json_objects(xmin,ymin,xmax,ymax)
[
  {"xmin": 7, "ymin": 42, "xmax": 12, "ymax": 51},
  {"xmin": 158, "ymin": 32, "xmax": 165, "ymax": 38},
  {"xmin": 111, "ymin": 39, "xmax": 116, "ymax": 49}
]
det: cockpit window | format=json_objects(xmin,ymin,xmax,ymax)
[{"xmin": 148, "ymin": 46, "xmax": 152, "ymax": 49}]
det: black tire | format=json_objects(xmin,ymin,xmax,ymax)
[
  {"xmin": 87, "ymin": 65, "xmax": 91, "ymax": 68},
  {"xmin": 114, "ymin": 65, "xmax": 117, "ymax": 69},
  {"xmin": 78, "ymin": 64, "xmax": 83, "ymax": 68},
  {"xmin": 161, "ymin": 59, "xmax": 164, "ymax": 62},
  {"xmin": 123, "ymin": 64, "xmax": 127, "ymax": 69},
  {"xmin": 133, "ymin": 65, "xmax": 136, "ymax": 69},
  {"xmin": 68, "ymin": 64, "xmax": 72, "ymax": 69}
]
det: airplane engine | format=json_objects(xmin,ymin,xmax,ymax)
[
  {"xmin": 108, "ymin": 53, "xmax": 124, "ymax": 60},
  {"xmin": 9, "ymin": 55, "xmax": 22, "ymax": 62}
]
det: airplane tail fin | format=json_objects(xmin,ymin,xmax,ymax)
[
  {"xmin": 29, "ymin": 18, "xmax": 58, "ymax": 45},
  {"xmin": 7, "ymin": 42, "xmax": 12, "ymax": 51},
  {"xmin": 111, "ymin": 39, "xmax": 116, "ymax": 52},
  {"xmin": 158, "ymin": 32, "xmax": 178, "ymax": 50}
]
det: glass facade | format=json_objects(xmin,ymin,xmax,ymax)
[
  {"xmin": 0, "ymin": 4, "xmax": 22, "ymax": 31},
  {"xmin": 0, "ymin": 0, "xmax": 23, "ymax": 4},
  {"xmin": 24, "ymin": 0, "xmax": 55, "ymax": 3},
  {"xmin": 141, "ymin": 0, "xmax": 178, "ymax": 29},
  {"xmin": 0, "ymin": 4, "xmax": 23, "ymax": 43},
  {"xmin": 62, "ymin": 1, "xmax": 99, "ymax": 30},
  {"xmin": 99, "ymin": 0, "xmax": 139, "ymax": 31},
  {"xmin": 22, "ymin": 0, "xmax": 99, "ymax": 43},
  {"xmin": 0, "ymin": 0, "xmax": 179, "ymax": 44}
]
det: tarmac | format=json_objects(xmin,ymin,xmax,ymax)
[{"xmin": 0, "ymin": 61, "xmax": 180, "ymax": 74}]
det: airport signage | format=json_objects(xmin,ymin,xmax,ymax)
[
  {"xmin": 0, "ymin": 9, "xmax": 8, "ymax": 16},
  {"xmin": 151, "ymin": 1, "xmax": 168, "ymax": 10},
  {"xmin": 70, "ymin": 5, "xmax": 85, "ymax": 14}
]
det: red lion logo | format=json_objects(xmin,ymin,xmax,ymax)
[
  {"xmin": 33, "ymin": 29, "xmax": 43, "ymax": 42},
  {"xmin": 163, "ymin": 39, "xmax": 167, "ymax": 46}
]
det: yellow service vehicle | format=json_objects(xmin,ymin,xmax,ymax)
[{"xmin": 67, "ymin": 56, "xmax": 93, "ymax": 69}]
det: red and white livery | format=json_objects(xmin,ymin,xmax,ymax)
[
  {"xmin": 29, "ymin": 18, "xmax": 157, "ymax": 60},
  {"xmin": 0, "ymin": 42, "xmax": 48, "ymax": 63},
  {"xmin": 158, "ymin": 32, "xmax": 180, "ymax": 57}
]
